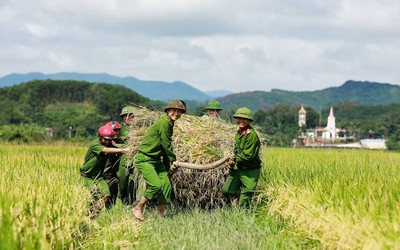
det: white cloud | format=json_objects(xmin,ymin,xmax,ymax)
[
  {"xmin": 0, "ymin": 0, "xmax": 400, "ymax": 93},
  {"xmin": 21, "ymin": 23, "xmax": 50, "ymax": 38}
]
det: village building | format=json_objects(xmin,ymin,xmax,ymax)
[
  {"xmin": 298, "ymin": 105, "xmax": 306, "ymax": 127},
  {"xmin": 295, "ymin": 105, "xmax": 386, "ymax": 149},
  {"xmin": 295, "ymin": 106, "xmax": 346, "ymax": 146}
]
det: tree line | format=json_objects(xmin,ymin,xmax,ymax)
[
  {"xmin": 0, "ymin": 79, "xmax": 163, "ymax": 141},
  {"xmin": 0, "ymin": 80, "xmax": 399, "ymax": 150}
]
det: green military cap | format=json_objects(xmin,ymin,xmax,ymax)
[
  {"xmin": 233, "ymin": 107, "xmax": 253, "ymax": 121},
  {"xmin": 205, "ymin": 100, "xmax": 222, "ymax": 110},
  {"xmin": 119, "ymin": 106, "xmax": 135, "ymax": 117},
  {"xmin": 163, "ymin": 100, "xmax": 187, "ymax": 113}
]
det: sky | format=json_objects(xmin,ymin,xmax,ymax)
[{"xmin": 1, "ymin": 0, "xmax": 400, "ymax": 93}]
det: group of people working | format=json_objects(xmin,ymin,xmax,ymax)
[{"xmin": 80, "ymin": 100, "xmax": 262, "ymax": 221}]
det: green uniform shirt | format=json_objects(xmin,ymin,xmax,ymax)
[
  {"xmin": 137, "ymin": 114, "xmax": 176, "ymax": 163},
  {"xmin": 117, "ymin": 122, "xmax": 132, "ymax": 167},
  {"xmin": 80, "ymin": 139, "xmax": 107, "ymax": 178},
  {"xmin": 103, "ymin": 152, "xmax": 121, "ymax": 179},
  {"xmin": 234, "ymin": 126, "xmax": 262, "ymax": 169},
  {"xmin": 120, "ymin": 123, "xmax": 130, "ymax": 142}
]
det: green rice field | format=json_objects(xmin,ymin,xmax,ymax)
[{"xmin": 1, "ymin": 144, "xmax": 399, "ymax": 249}]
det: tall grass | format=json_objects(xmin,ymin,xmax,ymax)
[
  {"xmin": 76, "ymin": 204, "xmax": 142, "ymax": 249},
  {"xmin": 0, "ymin": 145, "xmax": 91, "ymax": 249},
  {"xmin": 130, "ymin": 206, "xmax": 318, "ymax": 250},
  {"xmin": 260, "ymin": 148, "xmax": 400, "ymax": 249}
]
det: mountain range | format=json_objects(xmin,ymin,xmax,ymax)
[
  {"xmin": 218, "ymin": 80, "xmax": 400, "ymax": 111},
  {"xmin": 1, "ymin": 72, "xmax": 400, "ymax": 111},
  {"xmin": 0, "ymin": 72, "xmax": 219, "ymax": 101}
]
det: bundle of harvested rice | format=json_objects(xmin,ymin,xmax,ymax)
[
  {"xmin": 170, "ymin": 115, "xmax": 235, "ymax": 208},
  {"xmin": 126, "ymin": 106, "xmax": 254, "ymax": 208}
]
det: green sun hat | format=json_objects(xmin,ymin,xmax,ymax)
[
  {"xmin": 233, "ymin": 107, "xmax": 253, "ymax": 121},
  {"xmin": 119, "ymin": 106, "xmax": 135, "ymax": 117},
  {"xmin": 163, "ymin": 100, "xmax": 187, "ymax": 113},
  {"xmin": 205, "ymin": 100, "xmax": 222, "ymax": 110}
]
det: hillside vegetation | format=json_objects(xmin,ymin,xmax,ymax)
[
  {"xmin": 219, "ymin": 80, "xmax": 400, "ymax": 112},
  {"xmin": 0, "ymin": 72, "xmax": 211, "ymax": 101},
  {"xmin": 0, "ymin": 79, "xmax": 162, "ymax": 139},
  {"xmin": 1, "ymin": 80, "xmax": 399, "ymax": 150}
]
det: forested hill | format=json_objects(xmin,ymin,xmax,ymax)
[
  {"xmin": 0, "ymin": 72, "xmax": 211, "ymax": 101},
  {"xmin": 218, "ymin": 80, "xmax": 400, "ymax": 111},
  {"xmin": 0, "ymin": 79, "xmax": 163, "ymax": 137}
]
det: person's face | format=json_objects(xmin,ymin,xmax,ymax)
[
  {"xmin": 114, "ymin": 129, "xmax": 121, "ymax": 137},
  {"xmin": 167, "ymin": 108, "xmax": 184, "ymax": 121},
  {"xmin": 208, "ymin": 109, "xmax": 220, "ymax": 117},
  {"xmin": 236, "ymin": 117, "xmax": 250, "ymax": 129},
  {"xmin": 123, "ymin": 114, "xmax": 134, "ymax": 126},
  {"xmin": 100, "ymin": 137, "xmax": 113, "ymax": 146}
]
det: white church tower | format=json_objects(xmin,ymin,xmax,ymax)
[
  {"xmin": 325, "ymin": 106, "xmax": 336, "ymax": 140},
  {"xmin": 298, "ymin": 105, "xmax": 307, "ymax": 127}
]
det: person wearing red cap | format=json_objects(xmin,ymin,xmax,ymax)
[
  {"xmin": 80, "ymin": 125, "xmax": 128, "ymax": 218},
  {"xmin": 102, "ymin": 121, "xmax": 125, "ymax": 202},
  {"xmin": 105, "ymin": 121, "xmax": 122, "ymax": 140}
]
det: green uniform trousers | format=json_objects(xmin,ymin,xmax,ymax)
[
  {"xmin": 222, "ymin": 168, "xmax": 261, "ymax": 206},
  {"xmin": 117, "ymin": 155, "xmax": 136, "ymax": 205},
  {"xmin": 135, "ymin": 152, "xmax": 172, "ymax": 204}
]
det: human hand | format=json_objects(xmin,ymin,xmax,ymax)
[
  {"xmin": 228, "ymin": 155, "xmax": 235, "ymax": 167},
  {"xmin": 168, "ymin": 161, "xmax": 179, "ymax": 177}
]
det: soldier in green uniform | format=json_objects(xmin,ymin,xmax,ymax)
[
  {"xmin": 222, "ymin": 107, "xmax": 262, "ymax": 207},
  {"xmin": 116, "ymin": 106, "xmax": 136, "ymax": 205},
  {"xmin": 103, "ymin": 121, "xmax": 124, "ymax": 205},
  {"xmin": 80, "ymin": 125, "xmax": 128, "ymax": 218},
  {"xmin": 203, "ymin": 100, "xmax": 223, "ymax": 118},
  {"xmin": 131, "ymin": 100, "xmax": 187, "ymax": 221}
]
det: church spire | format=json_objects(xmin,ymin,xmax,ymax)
[
  {"xmin": 298, "ymin": 104, "xmax": 307, "ymax": 127},
  {"xmin": 326, "ymin": 106, "xmax": 336, "ymax": 139}
]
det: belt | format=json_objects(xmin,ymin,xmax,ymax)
[{"xmin": 137, "ymin": 151, "xmax": 161, "ymax": 160}]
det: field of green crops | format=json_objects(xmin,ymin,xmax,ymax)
[
  {"xmin": 1, "ymin": 144, "xmax": 399, "ymax": 249},
  {"xmin": 261, "ymin": 148, "xmax": 400, "ymax": 249}
]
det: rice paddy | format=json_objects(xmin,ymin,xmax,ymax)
[{"xmin": 1, "ymin": 144, "xmax": 399, "ymax": 249}]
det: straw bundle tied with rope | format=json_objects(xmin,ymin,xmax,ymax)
[{"xmin": 125, "ymin": 106, "xmax": 235, "ymax": 208}]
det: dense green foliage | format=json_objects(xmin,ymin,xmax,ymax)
[
  {"xmin": 0, "ymin": 80, "xmax": 163, "ymax": 139},
  {"xmin": 253, "ymin": 104, "xmax": 320, "ymax": 146},
  {"xmin": 335, "ymin": 102, "xmax": 400, "ymax": 150},
  {"xmin": 0, "ymin": 124, "xmax": 47, "ymax": 142}
]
